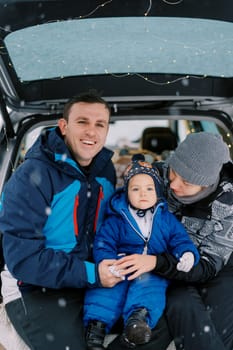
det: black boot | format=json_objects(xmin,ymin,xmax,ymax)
[
  {"xmin": 86, "ymin": 320, "xmax": 106, "ymax": 350},
  {"xmin": 120, "ymin": 308, "xmax": 152, "ymax": 348}
]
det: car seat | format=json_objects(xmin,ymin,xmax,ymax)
[{"xmin": 141, "ymin": 127, "xmax": 178, "ymax": 155}]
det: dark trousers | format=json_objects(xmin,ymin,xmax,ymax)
[
  {"xmin": 5, "ymin": 258, "xmax": 233, "ymax": 350},
  {"xmin": 6, "ymin": 288, "xmax": 86, "ymax": 350},
  {"xmin": 166, "ymin": 257, "xmax": 233, "ymax": 350}
]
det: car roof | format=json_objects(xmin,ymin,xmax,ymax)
[{"xmin": 0, "ymin": 0, "xmax": 233, "ymax": 111}]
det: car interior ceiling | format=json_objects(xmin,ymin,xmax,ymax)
[{"xmin": 14, "ymin": 117, "xmax": 232, "ymax": 189}]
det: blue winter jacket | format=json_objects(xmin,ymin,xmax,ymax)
[
  {"xmin": 0, "ymin": 127, "xmax": 116, "ymax": 290},
  {"xmin": 93, "ymin": 188, "xmax": 200, "ymax": 262}
]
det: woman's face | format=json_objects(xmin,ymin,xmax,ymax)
[{"xmin": 169, "ymin": 168, "xmax": 204, "ymax": 197}]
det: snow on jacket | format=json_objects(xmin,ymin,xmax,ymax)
[
  {"xmin": 0, "ymin": 127, "xmax": 116, "ymax": 291},
  {"xmin": 154, "ymin": 161, "xmax": 233, "ymax": 282},
  {"xmin": 83, "ymin": 188, "xmax": 199, "ymax": 330}
]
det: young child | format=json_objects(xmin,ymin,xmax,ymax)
[{"xmin": 84, "ymin": 155, "xmax": 199, "ymax": 349}]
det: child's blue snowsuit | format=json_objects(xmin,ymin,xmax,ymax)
[{"xmin": 84, "ymin": 188, "xmax": 199, "ymax": 332}]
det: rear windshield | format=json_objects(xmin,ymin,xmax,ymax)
[{"xmin": 5, "ymin": 17, "xmax": 233, "ymax": 82}]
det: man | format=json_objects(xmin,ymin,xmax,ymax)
[{"xmin": 0, "ymin": 91, "xmax": 122, "ymax": 349}]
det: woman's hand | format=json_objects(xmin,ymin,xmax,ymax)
[{"xmin": 112, "ymin": 254, "xmax": 157, "ymax": 280}]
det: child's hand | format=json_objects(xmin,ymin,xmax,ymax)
[
  {"xmin": 112, "ymin": 254, "xmax": 157, "ymax": 280},
  {"xmin": 176, "ymin": 252, "xmax": 194, "ymax": 272}
]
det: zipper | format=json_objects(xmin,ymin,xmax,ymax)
[
  {"xmin": 73, "ymin": 195, "xmax": 79, "ymax": 236},
  {"xmin": 93, "ymin": 186, "xmax": 104, "ymax": 232},
  {"xmin": 121, "ymin": 202, "xmax": 163, "ymax": 254},
  {"xmin": 142, "ymin": 240, "xmax": 148, "ymax": 254}
]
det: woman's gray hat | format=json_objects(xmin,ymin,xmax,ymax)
[{"xmin": 167, "ymin": 132, "xmax": 231, "ymax": 186}]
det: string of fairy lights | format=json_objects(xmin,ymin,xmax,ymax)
[
  {"xmin": 76, "ymin": 0, "xmax": 184, "ymax": 18},
  {"xmin": 0, "ymin": 0, "xmax": 232, "ymax": 167},
  {"xmin": 0, "ymin": 0, "xmax": 211, "ymax": 87},
  {"xmin": 75, "ymin": 0, "xmax": 206, "ymax": 86}
]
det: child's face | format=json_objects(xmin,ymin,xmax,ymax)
[{"xmin": 128, "ymin": 173, "xmax": 157, "ymax": 210}]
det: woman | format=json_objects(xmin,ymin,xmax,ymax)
[{"xmin": 109, "ymin": 132, "xmax": 233, "ymax": 350}]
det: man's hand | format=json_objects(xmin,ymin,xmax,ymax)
[
  {"xmin": 176, "ymin": 252, "xmax": 194, "ymax": 272},
  {"xmin": 111, "ymin": 254, "xmax": 157, "ymax": 281},
  {"xmin": 98, "ymin": 259, "xmax": 123, "ymax": 287}
]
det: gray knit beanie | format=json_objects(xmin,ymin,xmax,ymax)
[{"xmin": 167, "ymin": 132, "xmax": 231, "ymax": 186}]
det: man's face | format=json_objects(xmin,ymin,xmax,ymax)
[
  {"xmin": 58, "ymin": 102, "xmax": 109, "ymax": 166},
  {"xmin": 169, "ymin": 168, "xmax": 204, "ymax": 197}
]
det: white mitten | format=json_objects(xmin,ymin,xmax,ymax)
[{"xmin": 176, "ymin": 252, "xmax": 195, "ymax": 272}]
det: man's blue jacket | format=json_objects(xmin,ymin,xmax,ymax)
[{"xmin": 0, "ymin": 127, "xmax": 116, "ymax": 290}]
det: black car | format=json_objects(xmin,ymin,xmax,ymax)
[
  {"xmin": 0, "ymin": 1, "xmax": 232, "ymax": 348},
  {"xmin": 0, "ymin": 0, "xmax": 233, "ymax": 191}
]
